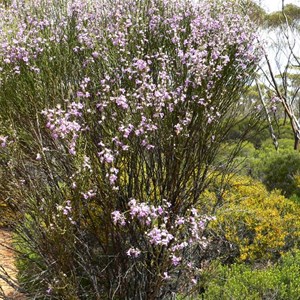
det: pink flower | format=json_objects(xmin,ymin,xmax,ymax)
[
  {"xmin": 103, "ymin": 152, "xmax": 114, "ymax": 163},
  {"xmin": 171, "ymin": 255, "xmax": 182, "ymax": 266},
  {"xmin": 115, "ymin": 95, "xmax": 129, "ymax": 110},
  {"xmin": 92, "ymin": 51, "xmax": 99, "ymax": 58},
  {"xmin": 109, "ymin": 174, "xmax": 118, "ymax": 185},
  {"xmin": 0, "ymin": 136, "xmax": 8, "ymax": 148},
  {"xmin": 175, "ymin": 217, "xmax": 185, "ymax": 226},
  {"xmin": 126, "ymin": 247, "xmax": 141, "ymax": 258},
  {"xmin": 147, "ymin": 227, "xmax": 174, "ymax": 246},
  {"xmin": 134, "ymin": 59, "xmax": 148, "ymax": 72},
  {"xmin": 111, "ymin": 211, "xmax": 126, "ymax": 226},
  {"xmin": 82, "ymin": 190, "xmax": 96, "ymax": 199},
  {"xmin": 129, "ymin": 200, "xmax": 151, "ymax": 219}
]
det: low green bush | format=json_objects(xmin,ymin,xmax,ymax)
[
  {"xmin": 248, "ymin": 141, "xmax": 300, "ymax": 197},
  {"xmin": 202, "ymin": 250, "xmax": 300, "ymax": 300},
  {"xmin": 219, "ymin": 137, "xmax": 300, "ymax": 198}
]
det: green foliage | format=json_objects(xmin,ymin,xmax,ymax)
[
  {"xmin": 290, "ymin": 193, "xmax": 300, "ymax": 205},
  {"xmin": 225, "ymin": 119, "xmax": 268, "ymax": 148},
  {"xmin": 219, "ymin": 118, "xmax": 300, "ymax": 198},
  {"xmin": 202, "ymin": 250, "xmax": 300, "ymax": 300},
  {"xmin": 241, "ymin": 1, "xmax": 300, "ymax": 28},
  {"xmin": 249, "ymin": 141, "xmax": 300, "ymax": 197},
  {"xmin": 239, "ymin": 0, "xmax": 267, "ymax": 26},
  {"xmin": 226, "ymin": 118, "xmax": 293, "ymax": 148},
  {"xmin": 266, "ymin": 4, "xmax": 300, "ymax": 27}
]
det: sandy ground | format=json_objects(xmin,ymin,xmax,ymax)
[{"xmin": 0, "ymin": 229, "xmax": 25, "ymax": 300}]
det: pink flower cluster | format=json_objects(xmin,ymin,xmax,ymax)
[
  {"xmin": 112, "ymin": 198, "xmax": 216, "ymax": 279},
  {"xmin": 0, "ymin": 1, "xmax": 68, "ymax": 74},
  {"xmin": 55, "ymin": 200, "xmax": 75, "ymax": 224},
  {"xmin": 36, "ymin": 0, "xmax": 259, "ymax": 186},
  {"xmin": 10, "ymin": 0, "xmax": 260, "ymax": 194},
  {"xmin": 42, "ymin": 102, "xmax": 85, "ymax": 155}
]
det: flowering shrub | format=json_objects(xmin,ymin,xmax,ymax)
[
  {"xmin": 208, "ymin": 175, "xmax": 300, "ymax": 263},
  {"xmin": 0, "ymin": 0, "xmax": 261, "ymax": 298}
]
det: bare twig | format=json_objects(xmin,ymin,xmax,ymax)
[{"xmin": 255, "ymin": 79, "xmax": 278, "ymax": 150}]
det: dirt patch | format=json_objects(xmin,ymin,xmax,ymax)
[{"xmin": 0, "ymin": 229, "xmax": 25, "ymax": 300}]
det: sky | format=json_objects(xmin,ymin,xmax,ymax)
[
  {"xmin": 255, "ymin": 0, "xmax": 300, "ymax": 12},
  {"xmin": 254, "ymin": 0, "xmax": 300, "ymax": 78}
]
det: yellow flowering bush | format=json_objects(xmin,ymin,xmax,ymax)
[{"xmin": 209, "ymin": 175, "xmax": 300, "ymax": 262}]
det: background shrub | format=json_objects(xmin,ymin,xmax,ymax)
[
  {"xmin": 202, "ymin": 250, "xmax": 300, "ymax": 300},
  {"xmin": 248, "ymin": 141, "xmax": 300, "ymax": 197},
  {"xmin": 207, "ymin": 175, "xmax": 300, "ymax": 263}
]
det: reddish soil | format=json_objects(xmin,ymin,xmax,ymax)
[{"xmin": 0, "ymin": 229, "xmax": 25, "ymax": 299}]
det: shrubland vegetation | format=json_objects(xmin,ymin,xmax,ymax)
[
  {"xmin": 202, "ymin": 249, "xmax": 300, "ymax": 299},
  {"xmin": 0, "ymin": 0, "xmax": 299, "ymax": 299}
]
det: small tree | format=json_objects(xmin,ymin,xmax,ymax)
[{"xmin": 255, "ymin": 2, "xmax": 300, "ymax": 149}]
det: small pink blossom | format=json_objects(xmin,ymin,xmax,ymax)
[
  {"xmin": 82, "ymin": 190, "xmax": 96, "ymax": 200},
  {"xmin": 171, "ymin": 255, "xmax": 182, "ymax": 266},
  {"xmin": 0, "ymin": 136, "xmax": 8, "ymax": 148},
  {"xmin": 115, "ymin": 95, "xmax": 129, "ymax": 110},
  {"xmin": 134, "ymin": 59, "xmax": 148, "ymax": 72},
  {"xmin": 109, "ymin": 174, "xmax": 118, "ymax": 185},
  {"xmin": 111, "ymin": 210, "xmax": 126, "ymax": 226},
  {"xmin": 163, "ymin": 272, "xmax": 171, "ymax": 280},
  {"xmin": 92, "ymin": 51, "xmax": 99, "ymax": 58},
  {"xmin": 175, "ymin": 217, "xmax": 185, "ymax": 226},
  {"xmin": 126, "ymin": 247, "xmax": 141, "ymax": 258}
]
